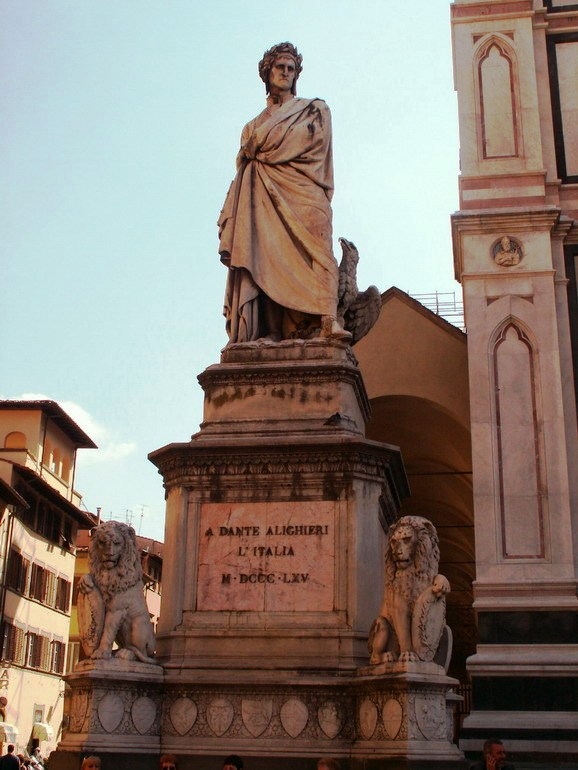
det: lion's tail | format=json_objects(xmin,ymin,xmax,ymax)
[{"xmin": 126, "ymin": 645, "xmax": 156, "ymax": 665}]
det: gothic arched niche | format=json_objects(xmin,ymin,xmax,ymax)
[
  {"xmin": 491, "ymin": 320, "xmax": 547, "ymax": 560},
  {"xmin": 475, "ymin": 35, "xmax": 520, "ymax": 159}
]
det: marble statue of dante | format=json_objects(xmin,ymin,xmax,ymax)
[{"xmin": 218, "ymin": 42, "xmax": 350, "ymax": 343}]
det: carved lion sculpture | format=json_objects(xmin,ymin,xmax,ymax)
[
  {"xmin": 78, "ymin": 520, "xmax": 155, "ymax": 664},
  {"xmin": 368, "ymin": 515, "xmax": 451, "ymax": 668}
]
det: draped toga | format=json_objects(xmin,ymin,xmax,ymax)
[{"xmin": 218, "ymin": 97, "xmax": 339, "ymax": 343}]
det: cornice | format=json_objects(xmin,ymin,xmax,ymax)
[{"xmin": 148, "ymin": 438, "xmax": 409, "ymax": 505}]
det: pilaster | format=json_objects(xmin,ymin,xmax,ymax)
[{"xmin": 451, "ymin": 0, "xmax": 578, "ymax": 760}]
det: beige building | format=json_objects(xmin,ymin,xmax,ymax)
[
  {"xmin": 0, "ymin": 401, "xmax": 96, "ymax": 757},
  {"xmin": 449, "ymin": 0, "xmax": 578, "ymax": 761}
]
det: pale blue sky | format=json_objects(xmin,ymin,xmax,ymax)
[{"xmin": 2, "ymin": 1, "xmax": 460, "ymax": 540}]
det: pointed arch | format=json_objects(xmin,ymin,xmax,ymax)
[
  {"xmin": 474, "ymin": 35, "xmax": 522, "ymax": 159},
  {"xmin": 490, "ymin": 318, "xmax": 547, "ymax": 560}
]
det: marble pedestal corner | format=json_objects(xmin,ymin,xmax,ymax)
[
  {"xmin": 58, "ymin": 659, "xmax": 164, "ymax": 755},
  {"xmin": 353, "ymin": 662, "xmax": 465, "ymax": 765}
]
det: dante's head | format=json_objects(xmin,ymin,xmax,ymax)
[{"xmin": 259, "ymin": 42, "xmax": 303, "ymax": 95}]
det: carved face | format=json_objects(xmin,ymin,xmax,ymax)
[
  {"xmin": 500, "ymin": 236, "xmax": 511, "ymax": 251},
  {"xmin": 390, "ymin": 525, "xmax": 417, "ymax": 569},
  {"xmin": 268, "ymin": 54, "xmax": 296, "ymax": 95},
  {"xmin": 94, "ymin": 528, "xmax": 125, "ymax": 569}
]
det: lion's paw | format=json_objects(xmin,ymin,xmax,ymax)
[
  {"xmin": 398, "ymin": 651, "xmax": 418, "ymax": 663},
  {"xmin": 370, "ymin": 651, "xmax": 396, "ymax": 665}
]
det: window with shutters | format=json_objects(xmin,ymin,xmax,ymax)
[
  {"xmin": 51, "ymin": 640, "xmax": 65, "ymax": 674},
  {"xmin": 26, "ymin": 632, "xmax": 40, "ymax": 668},
  {"xmin": 55, "ymin": 577, "xmax": 71, "ymax": 613},
  {"xmin": 6, "ymin": 550, "xmax": 29, "ymax": 594},
  {"xmin": 29, "ymin": 564, "xmax": 46, "ymax": 602}
]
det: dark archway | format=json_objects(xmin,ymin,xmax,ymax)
[{"xmin": 366, "ymin": 394, "xmax": 476, "ymax": 680}]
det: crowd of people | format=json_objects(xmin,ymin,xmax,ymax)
[
  {"xmin": 0, "ymin": 741, "xmax": 513, "ymax": 769},
  {"xmin": 0, "ymin": 746, "xmax": 45, "ymax": 770}
]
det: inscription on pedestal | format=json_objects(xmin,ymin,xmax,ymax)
[{"xmin": 197, "ymin": 501, "xmax": 335, "ymax": 611}]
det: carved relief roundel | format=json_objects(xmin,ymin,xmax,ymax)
[
  {"xmin": 280, "ymin": 698, "xmax": 308, "ymax": 738},
  {"xmin": 170, "ymin": 697, "xmax": 198, "ymax": 736},
  {"xmin": 382, "ymin": 698, "xmax": 403, "ymax": 739},
  {"xmin": 206, "ymin": 698, "xmax": 234, "ymax": 736},
  {"xmin": 318, "ymin": 701, "xmax": 343, "ymax": 739},
  {"xmin": 414, "ymin": 695, "xmax": 446, "ymax": 740},
  {"xmin": 241, "ymin": 699, "xmax": 272, "ymax": 737},
  {"xmin": 359, "ymin": 698, "xmax": 378, "ymax": 739},
  {"xmin": 97, "ymin": 692, "xmax": 124, "ymax": 733},
  {"xmin": 131, "ymin": 696, "xmax": 157, "ymax": 734}
]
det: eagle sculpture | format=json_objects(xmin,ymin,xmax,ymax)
[{"xmin": 337, "ymin": 238, "xmax": 382, "ymax": 344}]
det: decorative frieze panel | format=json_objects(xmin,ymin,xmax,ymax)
[
  {"xmin": 162, "ymin": 688, "xmax": 354, "ymax": 743},
  {"xmin": 160, "ymin": 675, "xmax": 457, "ymax": 752}
]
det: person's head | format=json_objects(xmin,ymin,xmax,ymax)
[
  {"xmin": 81, "ymin": 756, "xmax": 101, "ymax": 770},
  {"xmin": 258, "ymin": 42, "xmax": 302, "ymax": 96},
  {"xmin": 483, "ymin": 739, "xmax": 507, "ymax": 768},
  {"xmin": 223, "ymin": 756, "xmax": 243, "ymax": 770},
  {"xmin": 317, "ymin": 760, "xmax": 341, "ymax": 770},
  {"xmin": 6, "ymin": 746, "xmax": 14, "ymax": 754},
  {"xmin": 159, "ymin": 755, "xmax": 177, "ymax": 770}
]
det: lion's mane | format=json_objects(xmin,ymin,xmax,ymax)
[
  {"xmin": 384, "ymin": 515, "xmax": 440, "ymax": 606},
  {"xmin": 89, "ymin": 521, "xmax": 142, "ymax": 601}
]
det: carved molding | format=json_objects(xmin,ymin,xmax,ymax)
[{"xmin": 153, "ymin": 445, "xmax": 404, "ymax": 492}]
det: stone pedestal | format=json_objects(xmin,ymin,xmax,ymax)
[
  {"xmin": 150, "ymin": 340, "xmax": 408, "ymax": 680},
  {"xmin": 145, "ymin": 339, "xmax": 462, "ymax": 766},
  {"xmin": 157, "ymin": 663, "xmax": 463, "ymax": 767},
  {"xmin": 354, "ymin": 663, "xmax": 463, "ymax": 764},
  {"xmin": 57, "ymin": 660, "xmax": 164, "ymax": 753}
]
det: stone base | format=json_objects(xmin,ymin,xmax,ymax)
[
  {"xmin": 159, "ymin": 664, "xmax": 463, "ymax": 764},
  {"xmin": 58, "ymin": 660, "xmax": 164, "ymax": 754},
  {"xmin": 55, "ymin": 662, "xmax": 463, "ymax": 767}
]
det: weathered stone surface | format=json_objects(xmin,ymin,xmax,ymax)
[
  {"xmin": 368, "ymin": 516, "xmax": 451, "ymax": 669},
  {"xmin": 77, "ymin": 521, "xmax": 156, "ymax": 666}
]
